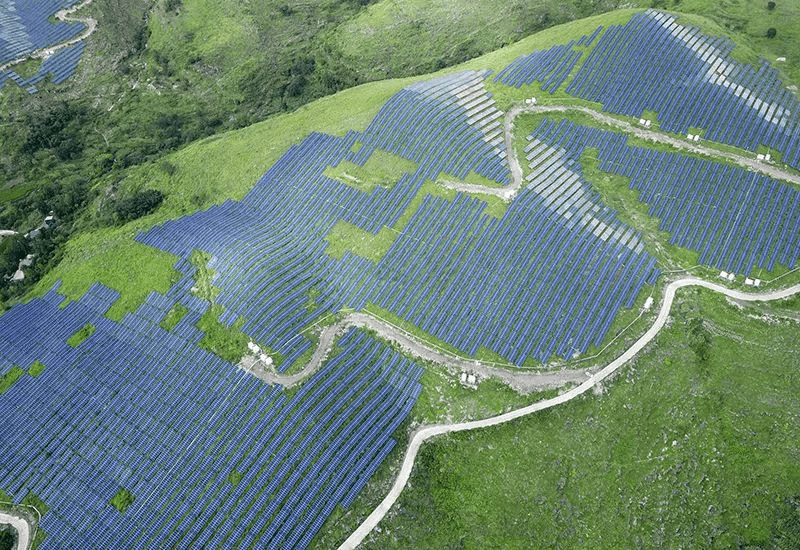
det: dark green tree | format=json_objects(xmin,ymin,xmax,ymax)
[{"xmin": 0, "ymin": 527, "xmax": 17, "ymax": 550}]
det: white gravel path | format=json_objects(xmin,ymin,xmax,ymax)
[
  {"xmin": 0, "ymin": 0, "xmax": 97, "ymax": 72},
  {"xmin": 240, "ymin": 312, "xmax": 591, "ymax": 393},
  {"xmin": 338, "ymin": 277, "xmax": 800, "ymax": 549}
]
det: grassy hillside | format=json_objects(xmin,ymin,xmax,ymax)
[
  {"xmin": 357, "ymin": 288, "xmax": 800, "ymax": 549},
  {"xmin": 2, "ymin": 0, "xmax": 799, "ymax": 307},
  {"xmin": 24, "ymin": 9, "xmax": 640, "ymax": 313}
]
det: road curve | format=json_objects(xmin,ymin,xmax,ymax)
[
  {"xmin": 240, "ymin": 312, "xmax": 592, "ymax": 393},
  {"xmin": 0, "ymin": 0, "xmax": 96, "ymax": 73},
  {"xmin": 0, "ymin": 510, "xmax": 31, "ymax": 550},
  {"xmin": 441, "ymin": 103, "xmax": 800, "ymax": 203},
  {"xmin": 514, "ymin": 104, "xmax": 800, "ymax": 186},
  {"xmin": 338, "ymin": 277, "xmax": 800, "ymax": 549}
]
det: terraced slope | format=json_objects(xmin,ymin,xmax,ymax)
[
  {"xmin": 0, "ymin": 8, "xmax": 799, "ymax": 550},
  {"xmin": 138, "ymin": 70, "xmax": 658, "ymax": 367}
]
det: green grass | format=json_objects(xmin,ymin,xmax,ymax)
[
  {"xmin": 324, "ymin": 179, "xmax": 456, "ymax": 263},
  {"xmin": 0, "ymin": 180, "xmax": 38, "ymax": 206},
  {"xmin": 67, "ymin": 323, "xmax": 95, "ymax": 348},
  {"xmin": 189, "ymin": 249, "xmax": 219, "ymax": 302},
  {"xmin": 0, "ymin": 366, "xmax": 24, "ymax": 394},
  {"xmin": 227, "ymin": 470, "xmax": 243, "ymax": 486},
  {"xmin": 325, "ymin": 221, "xmax": 399, "ymax": 263},
  {"xmin": 323, "ymin": 149, "xmax": 417, "ymax": 193},
  {"xmin": 28, "ymin": 361, "xmax": 46, "ymax": 377},
  {"xmin": 333, "ymin": 0, "xmax": 628, "ymax": 82},
  {"xmin": 196, "ymin": 305, "xmax": 249, "ymax": 363},
  {"xmin": 110, "ymin": 488, "xmax": 135, "ymax": 513},
  {"xmin": 579, "ymin": 148, "xmax": 701, "ymax": 270},
  {"xmin": 358, "ymin": 287, "xmax": 800, "ymax": 549},
  {"xmin": 655, "ymin": 1, "xmax": 800, "ymax": 88},
  {"xmin": 21, "ymin": 492, "xmax": 49, "ymax": 517},
  {"xmin": 309, "ymin": 357, "xmax": 560, "ymax": 550},
  {"xmin": 325, "ymin": 176, "xmax": 512, "ymax": 263},
  {"xmin": 32, "ymin": 229, "xmax": 180, "ymax": 322},
  {"xmin": 160, "ymin": 303, "xmax": 189, "ymax": 331}
]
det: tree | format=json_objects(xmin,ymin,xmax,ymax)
[
  {"xmin": 114, "ymin": 189, "xmax": 164, "ymax": 223},
  {"xmin": 0, "ymin": 527, "xmax": 17, "ymax": 550},
  {"xmin": 0, "ymin": 234, "xmax": 28, "ymax": 279},
  {"xmin": 766, "ymin": 27, "xmax": 777, "ymax": 38}
]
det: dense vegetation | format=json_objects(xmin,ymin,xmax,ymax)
[
  {"xmin": 0, "ymin": 527, "xmax": 16, "ymax": 550},
  {"xmin": 110, "ymin": 489, "xmax": 135, "ymax": 513}
]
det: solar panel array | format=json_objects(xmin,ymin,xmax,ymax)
[
  {"xmin": 0, "ymin": 41, "xmax": 84, "ymax": 93},
  {"xmin": 360, "ymin": 70, "xmax": 511, "ymax": 183},
  {"xmin": 8, "ymin": 11, "xmax": 797, "ymax": 545},
  {"xmin": 138, "ymin": 71, "xmax": 658, "ymax": 366},
  {"xmin": 0, "ymin": 0, "xmax": 85, "ymax": 91},
  {"xmin": 562, "ymin": 9, "xmax": 800, "ymax": 170},
  {"xmin": 493, "ymin": 26, "xmax": 603, "ymax": 93},
  {"xmin": 0, "ymin": 0, "xmax": 83, "ymax": 65},
  {"xmin": 530, "ymin": 117, "xmax": 800, "ymax": 274},
  {"xmin": 0, "ymin": 281, "xmax": 422, "ymax": 549}
]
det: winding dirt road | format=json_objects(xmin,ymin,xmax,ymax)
[
  {"xmin": 441, "ymin": 104, "xmax": 800, "ymax": 202},
  {"xmin": 240, "ymin": 312, "xmax": 592, "ymax": 394},
  {"xmin": 338, "ymin": 277, "xmax": 800, "ymax": 549},
  {"xmin": 0, "ymin": 0, "xmax": 96, "ymax": 73}
]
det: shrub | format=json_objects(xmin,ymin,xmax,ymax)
[
  {"xmin": 114, "ymin": 189, "xmax": 164, "ymax": 223},
  {"xmin": 110, "ymin": 489, "xmax": 134, "ymax": 513}
]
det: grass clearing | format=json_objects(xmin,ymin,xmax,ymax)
[
  {"xmin": 189, "ymin": 250, "xmax": 219, "ymax": 302},
  {"xmin": 325, "ymin": 176, "xmax": 512, "ymax": 263},
  {"xmin": 21, "ymin": 492, "xmax": 49, "ymax": 517},
  {"xmin": 110, "ymin": 488, "xmax": 134, "ymax": 513},
  {"xmin": 324, "ymin": 149, "xmax": 418, "ymax": 193},
  {"xmin": 360, "ymin": 287, "xmax": 800, "ymax": 548},
  {"xmin": 67, "ymin": 323, "xmax": 95, "ymax": 348},
  {"xmin": 196, "ymin": 305, "xmax": 249, "ymax": 363},
  {"xmin": 160, "ymin": 303, "xmax": 189, "ymax": 331},
  {"xmin": 32, "ymin": 229, "xmax": 180, "ymax": 322},
  {"xmin": 0, "ymin": 366, "xmax": 24, "ymax": 394},
  {"xmin": 28, "ymin": 361, "xmax": 46, "ymax": 377},
  {"xmin": 227, "ymin": 470, "xmax": 244, "ymax": 486}
]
